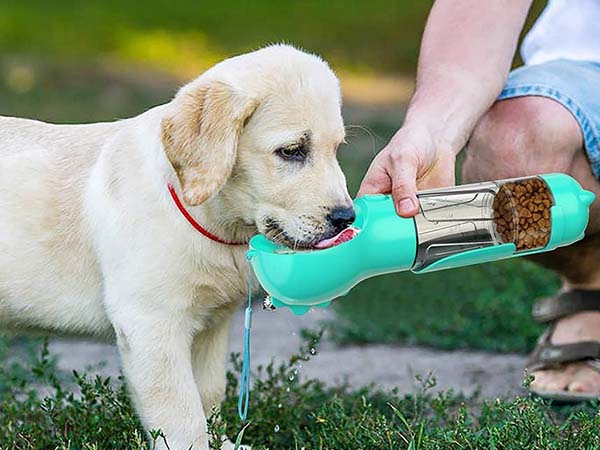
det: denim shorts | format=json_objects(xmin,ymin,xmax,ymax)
[{"xmin": 498, "ymin": 59, "xmax": 600, "ymax": 179}]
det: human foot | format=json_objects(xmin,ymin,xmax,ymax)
[{"xmin": 530, "ymin": 310, "xmax": 600, "ymax": 396}]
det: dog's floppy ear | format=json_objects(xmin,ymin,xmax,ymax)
[{"xmin": 161, "ymin": 80, "xmax": 258, "ymax": 206}]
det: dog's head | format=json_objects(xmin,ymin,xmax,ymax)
[{"xmin": 162, "ymin": 45, "xmax": 353, "ymax": 249}]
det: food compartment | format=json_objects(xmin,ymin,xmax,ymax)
[
  {"xmin": 412, "ymin": 176, "xmax": 556, "ymax": 271},
  {"xmin": 492, "ymin": 177, "xmax": 554, "ymax": 251}
]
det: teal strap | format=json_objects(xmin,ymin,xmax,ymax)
[{"xmin": 238, "ymin": 253, "xmax": 254, "ymax": 421}]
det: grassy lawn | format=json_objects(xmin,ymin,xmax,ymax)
[
  {"xmin": 2, "ymin": 337, "xmax": 598, "ymax": 450},
  {"xmin": 329, "ymin": 259, "xmax": 558, "ymax": 353}
]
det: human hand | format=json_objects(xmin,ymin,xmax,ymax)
[{"xmin": 357, "ymin": 126, "xmax": 458, "ymax": 217}]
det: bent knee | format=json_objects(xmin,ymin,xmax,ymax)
[{"xmin": 463, "ymin": 97, "xmax": 583, "ymax": 183}]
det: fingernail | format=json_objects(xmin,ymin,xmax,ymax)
[{"xmin": 397, "ymin": 198, "xmax": 415, "ymax": 215}]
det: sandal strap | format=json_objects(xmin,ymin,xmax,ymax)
[
  {"xmin": 587, "ymin": 358, "xmax": 600, "ymax": 374},
  {"xmin": 532, "ymin": 290, "xmax": 600, "ymax": 323},
  {"xmin": 527, "ymin": 325, "xmax": 600, "ymax": 371}
]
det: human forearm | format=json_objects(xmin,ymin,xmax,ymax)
[{"xmin": 403, "ymin": 0, "xmax": 533, "ymax": 151}]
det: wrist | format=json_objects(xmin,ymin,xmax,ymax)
[{"xmin": 402, "ymin": 68, "xmax": 502, "ymax": 153}]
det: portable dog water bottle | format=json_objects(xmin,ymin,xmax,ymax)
[{"xmin": 248, "ymin": 173, "xmax": 595, "ymax": 315}]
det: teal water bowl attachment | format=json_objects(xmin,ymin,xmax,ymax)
[
  {"xmin": 249, "ymin": 173, "xmax": 594, "ymax": 314},
  {"xmin": 248, "ymin": 194, "xmax": 417, "ymax": 315}
]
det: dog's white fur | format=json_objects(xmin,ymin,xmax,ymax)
[{"xmin": 0, "ymin": 45, "xmax": 350, "ymax": 449}]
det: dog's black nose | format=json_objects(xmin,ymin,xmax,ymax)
[{"xmin": 327, "ymin": 206, "xmax": 356, "ymax": 233}]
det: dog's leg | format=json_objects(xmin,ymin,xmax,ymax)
[
  {"xmin": 192, "ymin": 312, "xmax": 233, "ymax": 416},
  {"xmin": 114, "ymin": 313, "xmax": 210, "ymax": 450},
  {"xmin": 191, "ymin": 310, "xmax": 250, "ymax": 450}
]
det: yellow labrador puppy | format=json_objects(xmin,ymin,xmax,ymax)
[{"xmin": 0, "ymin": 45, "xmax": 353, "ymax": 449}]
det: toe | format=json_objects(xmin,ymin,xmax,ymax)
[
  {"xmin": 531, "ymin": 366, "xmax": 578, "ymax": 392},
  {"xmin": 567, "ymin": 364, "xmax": 600, "ymax": 394},
  {"xmin": 530, "ymin": 369, "xmax": 552, "ymax": 388}
]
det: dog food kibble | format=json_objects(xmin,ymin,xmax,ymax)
[{"xmin": 492, "ymin": 178, "xmax": 553, "ymax": 251}]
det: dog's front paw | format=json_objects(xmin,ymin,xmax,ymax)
[{"xmin": 219, "ymin": 435, "xmax": 251, "ymax": 450}]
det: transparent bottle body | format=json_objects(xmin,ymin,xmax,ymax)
[{"xmin": 412, "ymin": 176, "xmax": 554, "ymax": 271}]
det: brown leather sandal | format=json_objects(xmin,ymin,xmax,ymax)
[{"xmin": 527, "ymin": 290, "xmax": 600, "ymax": 402}]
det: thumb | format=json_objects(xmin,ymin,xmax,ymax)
[{"xmin": 357, "ymin": 158, "xmax": 392, "ymax": 198}]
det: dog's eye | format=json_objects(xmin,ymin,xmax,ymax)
[{"xmin": 275, "ymin": 144, "xmax": 307, "ymax": 162}]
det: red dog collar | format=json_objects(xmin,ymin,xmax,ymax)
[{"xmin": 167, "ymin": 183, "xmax": 247, "ymax": 246}]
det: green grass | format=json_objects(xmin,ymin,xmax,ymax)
[
  {"xmin": 328, "ymin": 259, "xmax": 559, "ymax": 352},
  {"xmin": 2, "ymin": 336, "xmax": 599, "ymax": 450}
]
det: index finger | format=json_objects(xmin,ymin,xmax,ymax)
[{"xmin": 388, "ymin": 151, "xmax": 419, "ymax": 217}]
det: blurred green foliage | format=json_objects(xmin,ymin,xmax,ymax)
[
  {"xmin": 0, "ymin": 60, "xmax": 175, "ymax": 122},
  {"xmin": 0, "ymin": 0, "xmax": 435, "ymax": 76},
  {"xmin": 0, "ymin": 0, "xmax": 547, "ymax": 77}
]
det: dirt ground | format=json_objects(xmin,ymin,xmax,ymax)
[{"xmin": 49, "ymin": 305, "xmax": 527, "ymax": 399}]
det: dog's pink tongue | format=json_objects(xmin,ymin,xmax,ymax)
[{"xmin": 314, "ymin": 227, "xmax": 359, "ymax": 249}]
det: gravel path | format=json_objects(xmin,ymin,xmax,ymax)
[{"xmin": 49, "ymin": 306, "xmax": 528, "ymax": 399}]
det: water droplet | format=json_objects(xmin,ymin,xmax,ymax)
[{"xmin": 274, "ymin": 424, "xmax": 280, "ymax": 432}]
